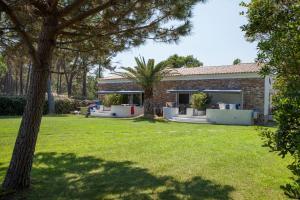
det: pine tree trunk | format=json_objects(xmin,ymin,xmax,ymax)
[
  {"xmin": 66, "ymin": 74, "xmax": 74, "ymax": 97},
  {"xmin": 15, "ymin": 69, "xmax": 18, "ymax": 95},
  {"xmin": 47, "ymin": 74, "xmax": 55, "ymax": 114},
  {"xmin": 25, "ymin": 63, "xmax": 31, "ymax": 95},
  {"xmin": 58, "ymin": 73, "xmax": 62, "ymax": 94},
  {"xmin": 56, "ymin": 60, "xmax": 61, "ymax": 94},
  {"xmin": 98, "ymin": 65, "xmax": 102, "ymax": 78},
  {"xmin": 82, "ymin": 66, "xmax": 87, "ymax": 99},
  {"xmin": 8, "ymin": 69, "xmax": 13, "ymax": 95},
  {"xmin": 2, "ymin": 15, "xmax": 58, "ymax": 191},
  {"xmin": 67, "ymin": 79, "xmax": 72, "ymax": 97},
  {"xmin": 2, "ymin": 68, "xmax": 49, "ymax": 190},
  {"xmin": 19, "ymin": 61, "xmax": 23, "ymax": 95},
  {"xmin": 3, "ymin": 71, "xmax": 10, "ymax": 94},
  {"xmin": 58, "ymin": 59, "xmax": 65, "ymax": 94},
  {"xmin": 143, "ymin": 88, "xmax": 154, "ymax": 119}
]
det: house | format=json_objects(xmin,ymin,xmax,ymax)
[{"xmin": 97, "ymin": 63, "xmax": 273, "ymax": 125}]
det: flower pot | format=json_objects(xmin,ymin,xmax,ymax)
[{"xmin": 194, "ymin": 109, "xmax": 206, "ymax": 116}]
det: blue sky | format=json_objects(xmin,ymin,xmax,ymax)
[{"xmin": 111, "ymin": 0, "xmax": 257, "ymax": 71}]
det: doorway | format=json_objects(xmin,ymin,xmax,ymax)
[{"xmin": 178, "ymin": 93, "xmax": 190, "ymax": 114}]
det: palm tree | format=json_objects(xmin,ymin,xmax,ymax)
[{"xmin": 118, "ymin": 57, "xmax": 172, "ymax": 119}]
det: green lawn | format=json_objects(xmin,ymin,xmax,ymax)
[{"xmin": 0, "ymin": 116, "xmax": 292, "ymax": 200}]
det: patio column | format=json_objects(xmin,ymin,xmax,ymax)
[
  {"xmin": 140, "ymin": 93, "xmax": 143, "ymax": 106},
  {"xmin": 241, "ymin": 91, "xmax": 244, "ymax": 109},
  {"xmin": 129, "ymin": 94, "xmax": 133, "ymax": 104}
]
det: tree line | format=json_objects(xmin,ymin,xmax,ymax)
[
  {"xmin": 0, "ymin": 48, "xmax": 114, "ymax": 99},
  {"xmin": 0, "ymin": 51, "xmax": 204, "ymax": 99}
]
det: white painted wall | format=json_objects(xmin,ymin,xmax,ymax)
[
  {"xmin": 186, "ymin": 108, "xmax": 194, "ymax": 117},
  {"xmin": 111, "ymin": 105, "xmax": 144, "ymax": 118},
  {"xmin": 206, "ymin": 109, "xmax": 253, "ymax": 125}
]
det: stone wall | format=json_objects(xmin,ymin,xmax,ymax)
[{"xmin": 98, "ymin": 78, "xmax": 265, "ymax": 112}]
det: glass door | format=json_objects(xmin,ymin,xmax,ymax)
[{"xmin": 178, "ymin": 93, "xmax": 190, "ymax": 114}]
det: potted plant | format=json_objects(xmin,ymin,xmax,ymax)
[
  {"xmin": 191, "ymin": 92, "xmax": 211, "ymax": 116},
  {"xmin": 103, "ymin": 94, "xmax": 123, "ymax": 107}
]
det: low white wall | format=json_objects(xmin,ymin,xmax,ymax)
[
  {"xmin": 206, "ymin": 109, "xmax": 253, "ymax": 125},
  {"xmin": 186, "ymin": 108, "xmax": 194, "ymax": 117},
  {"xmin": 111, "ymin": 105, "xmax": 144, "ymax": 118},
  {"xmin": 163, "ymin": 107, "xmax": 179, "ymax": 119}
]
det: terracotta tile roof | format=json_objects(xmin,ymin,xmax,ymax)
[
  {"xmin": 100, "ymin": 63, "xmax": 260, "ymax": 80},
  {"xmin": 101, "ymin": 74, "xmax": 123, "ymax": 80}
]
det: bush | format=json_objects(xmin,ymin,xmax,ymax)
[
  {"xmin": 191, "ymin": 92, "xmax": 210, "ymax": 110},
  {"xmin": 48, "ymin": 97, "xmax": 91, "ymax": 114},
  {"xmin": 0, "ymin": 96, "xmax": 85, "ymax": 115},
  {"xmin": 54, "ymin": 98, "xmax": 77, "ymax": 114},
  {"xmin": 103, "ymin": 94, "xmax": 122, "ymax": 107},
  {"xmin": 0, "ymin": 96, "xmax": 27, "ymax": 115}
]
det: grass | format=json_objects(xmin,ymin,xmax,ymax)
[{"xmin": 0, "ymin": 115, "xmax": 293, "ymax": 200}]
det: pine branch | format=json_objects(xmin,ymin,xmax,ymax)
[
  {"xmin": 31, "ymin": 1, "xmax": 49, "ymax": 14},
  {"xmin": 58, "ymin": 0, "xmax": 85, "ymax": 17},
  {"xmin": 0, "ymin": 0, "xmax": 38, "ymax": 64},
  {"xmin": 57, "ymin": 0, "xmax": 116, "ymax": 31}
]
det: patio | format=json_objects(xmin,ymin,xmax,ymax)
[
  {"xmin": 93, "ymin": 88, "xmax": 256, "ymax": 125},
  {"xmin": 164, "ymin": 89, "xmax": 254, "ymax": 125},
  {"xmin": 92, "ymin": 90, "xmax": 144, "ymax": 118}
]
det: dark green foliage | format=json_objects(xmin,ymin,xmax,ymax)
[
  {"xmin": 157, "ymin": 54, "xmax": 203, "ymax": 68},
  {"xmin": 191, "ymin": 93, "xmax": 211, "ymax": 110},
  {"xmin": 233, "ymin": 58, "xmax": 241, "ymax": 65},
  {"xmin": 86, "ymin": 76, "xmax": 98, "ymax": 100},
  {"xmin": 0, "ymin": 96, "xmax": 84, "ymax": 115},
  {"xmin": 0, "ymin": 96, "xmax": 26, "ymax": 115},
  {"xmin": 242, "ymin": 0, "xmax": 300, "ymax": 197},
  {"xmin": 46, "ymin": 98, "xmax": 88, "ymax": 114},
  {"xmin": 53, "ymin": 99, "xmax": 77, "ymax": 114},
  {"xmin": 260, "ymin": 77, "xmax": 300, "ymax": 198},
  {"xmin": 0, "ymin": 0, "xmax": 205, "ymax": 57}
]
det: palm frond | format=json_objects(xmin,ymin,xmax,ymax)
[{"xmin": 116, "ymin": 56, "xmax": 177, "ymax": 89}]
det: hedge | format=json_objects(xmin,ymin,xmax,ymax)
[
  {"xmin": 0, "ymin": 96, "xmax": 91, "ymax": 115},
  {"xmin": 0, "ymin": 96, "xmax": 27, "ymax": 115}
]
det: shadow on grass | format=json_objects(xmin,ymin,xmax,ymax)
[
  {"xmin": 0, "ymin": 114, "xmax": 71, "ymax": 120},
  {"xmin": 3, "ymin": 152, "xmax": 234, "ymax": 200},
  {"xmin": 0, "ymin": 116, "xmax": 21, "ymax": 119},
  {"xmin": 132, "ymin": 117, "xmax": 169, "ymax": 123},
  {"xmin": 0, "ymin": 162, "xmax": 7, "ymax": 177},
  {"xmin": 43, "ymin": 114, "xmax": 70, "ymax": 118}
]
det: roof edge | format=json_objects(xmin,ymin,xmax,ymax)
[
  {"xmin": 100, "ymin": 63, "xmax": 260, "ymax": 82},
  {"xmin": 99, "ymin": 72, "xmax": 262, "ymax": 84}
]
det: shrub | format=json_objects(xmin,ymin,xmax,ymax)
[
  {"xmin": 0, "ymin": 96, "xmax": 82, "ymax": 115},
  {"xmin": 103, "ymin": 94, "xmax": 122, "ymax": 107},
  {"xmin": 191, "ymin": 92, "xmax": 210, "ymax": 110},
  {"xmin": 0, "ymin": 96, "xmax": 27, "ymax": 115},
  {"xmin": 54, "ymin": 98, "xmax": 77, "ymax": 114}
]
